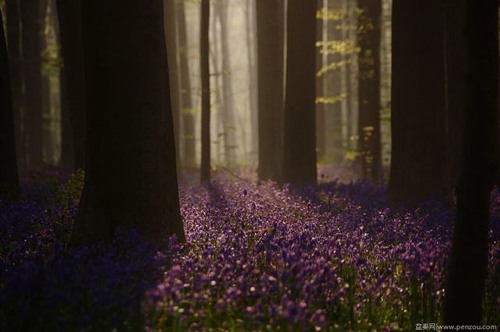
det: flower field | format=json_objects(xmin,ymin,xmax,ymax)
[{"xmin": 1, "ymin": 176, "xmax": 499, "ymax": 331}]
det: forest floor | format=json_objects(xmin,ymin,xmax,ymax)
[{"xmin": 1, "ymin": 169, "xmax": 499, "ymax": 331}]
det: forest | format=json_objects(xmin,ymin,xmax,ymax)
[{"xmin": 0, "ymin": 0, "xmax": 499, "ymax": 331}]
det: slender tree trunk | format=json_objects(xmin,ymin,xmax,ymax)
[
  {"xmin": 444, "ymin": 0, "xmax": 498, "ymax": 324},
  {"xmin": 59, "ymin": 69, "xmax": 74, "ymax": 170},
  {"xmin": 0, "ymin": 8, "xmax": 19, "ymax": 198},
  {"xmin": 164, "ymin": 0, "xmax": 182, "ymax": 170},
  {"xmin": 177, "ymin": 0, "xmax": 196, "ymax": 169},
  {"xmin": 347, "ymin": 0, "xmax": 359, "ymax": 156},
  {"xmin": 57, "ymin": 0, "xmax": 86, "ymax": 170},
  {"xmin": 357, "ymin": 0, "xmax": 382, "ymax": 183},
  {"xmin": 210, "ymin": 10, "xmax": 223, "ymax": 165},
  {"xmin": 216, "ymin": 0, "xmax": 236, "ymax": 167},
  {"xmin": 200, "ymin": 0, "xmax": 211, "ymax": 182},
  {"xmin": 282, "ymin": 0, "xmax": 317, "ymax": 184},
  {"xmin": 40, "ymin": 0, "xmax": 51, "ymax": 165},
  {"xmin": 389, "ymin": 0, "xmax": 448, "ymax": 202},
  {"xmin": 72, "ymin": 0, "xmax": 185, "ymax": 245},
  {"xmin": 342, "ymin": 0, "xmax": 353, "ymax": 150},
  {"xmin": 5, "ymin": 0, "xmax": 24, "ymax": 171},
  {"xmin": 41, "ymin": 0, "xmax": 61, "ymax": 166},
  {"xmin": 55, "ymin": 0, "xmax": 74, "ymax": 171},
  {"xmin": 20, "ymin": 0, "xmax": 44, "ymax": 170},
  {"xmin": 19, "ymin": 3, "xmax": 40, "ymax": 168},
  {"xmin": 51, "ymin": 0, "xmax": 62, "ymax": 167},
  {"xmin": 246, "ymin": 0, "xmax": 258, "ymax": 162},
  {"xmin": 316, "ymin": 0, "xmax": 326, "ymax": 162},
  {"xmin": 325, "ymin": 0, "xmax": 343, "ymax": 165},
  {"xmin": 256, "ymin": 0, "xmax": 284, "ymax": 182}
]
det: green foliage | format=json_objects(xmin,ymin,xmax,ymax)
[{"xmin": 31, "ymin": 169, "xmax": 85, "ymax": 205}]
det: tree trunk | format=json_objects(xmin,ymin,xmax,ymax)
[
  {"xmin": 389, "ymin": 0, "xmax": 448, "ymax": 202},
  {"xmin": 211, "ymin": 8, "xmax": 223, "ymax": 165},
  {"xmin": 357, "ymin": 0, "xmax": 382, "ymax": 183},
  {"xmin": 0, "ymin": 8, "xmax": 19, "ymax": 198},
  {"xmin": 59, "ymin": 69, "xmax": 74, "ymax": 170},
  {"xmin": 316, "ymin": 0, "xmax": 326, "ymax": 162},
  {"xmin": 324, "ymin": 0, "xmax": 344, "ymax": 165},
  {"xmin": 71, "ymin": 0, "xmax": 185, "ymax": 245},
  {"xmin": 164, "ymin": 0, "xmax": 182, "ymax": 171},
  {"xmin": 40, "ymin": 0, "xmax": 51, "ymax": 165},
  {"xmin": 200, "ymin": 0, "xmax": 211, "ymax": 182},
  {"xmin": 444, "ymin": 0, "xmax": 466, "ymax": 191},
  {"xmin": 246, "ymin": 0, "xmax": 258, "ymax": 163},
  {"xmin": 282, "ymin": 0, "xmax": 317, "ymax": 184},
  {"xmin": 57, "ymin": 0, "xmax": 86, "ymax": 171},
  {"xmin": 256, "ymin": 0, "xmax": 284, "ymax": 182},
  {"xmin": 444, "ymin": 0, "xmax": 498, "ymax": 323},
  {"xmin": 20, "ymin": 0, "xmax": 44, "ymax": 170},
  {"xmin": 177, "ymin": 0, "xmax": 196, "ymax": 169},
  {"xmin": 54, "ymin": 0, "xmax": 74, "ymax": 171},
  {"xmin": 216, "ymin": 0, "xmax": 236, "ymax": 168},
  {"xmin": 41, "ymin": 0, "xmax": 61, "ymax": 167},
  {"xmin": 346, "ymin": 0, "xmax": 359, "ymax": 156},
  {"xmin": 5, "ymin": 0, "xmax": 24, "ymax": 171}
]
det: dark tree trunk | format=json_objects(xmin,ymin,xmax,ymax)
[
  {"xmin": 0, "ymin": 8, "xmax": 20, "ymax": 198},
  {"xmin": 177, "ymin": 0, "xmax": 196, "ymax": 169},
  {"xmin": 5, "ymin": 0, "xmax": 24, "ymax": 171},
  {"xmin": 164, "ymin": 0, "xmax": 181, "ymax": 170},
  {"xmin": 71, "ymin": 0, "xmax": 185, "ymax": 245},
  {"xmin": 57, "ymin": 0, "xmax": 86, "ymax": 170},
  {"xmin": 444, "ymin": 0, "xmax": 498, "ymax": 324},
  {"xmin": 357, "ymin": 0, "xmax": 382, "ymax": 183},
  {"xmin": 389, "ymin": 0, "xmax": 448, "ymax": 202},
  {"xmin": 200, "ymin": 0, "xmax": 211, "ymax": 182},
  {"xmin": 55, "ymin": 2, "xmax": 75, "ymax": 171},
  {"xmin": 444, "ymin": 0, "xmax": 466, "ymax": 190},
  {"xmin": 59, "ymin": 70, "xmax": 74, "ymax": 170},
  {"xmin": 256, "ymin": 0, "xmax": 284, "ymax": 182},
  {"xmin": 20, "ymin": 0, "xmax": 44, "ymax": 170},
  {"xmin": 282, "ymin": 0, "xmax": 317, "ymax": 184}
]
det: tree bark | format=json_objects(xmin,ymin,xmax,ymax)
[
  {"xmin": 20, "ymin": 0, "xmax": 44, "ymax": 170},
  {"xmin": 200, "ymin": 0, "xmax": 211, "ymax": 182},
  {"xmin": 71, "ymin": 0, "xmax": 185, "ymax": 245},
  {"xmin": 282, "ymin": 0, "xmax": 317, "ymax": 185},
  {"xmin": 256, "ymin": 0, "xmax": 284, "ymax": 182},
  {"xmin": 357, "ymin": 0, "xmax": 382, "ymax": 183},
  {"xmin": 211, "ymin": 6, "xmax": 224, "ymax": 165},
  {"xmin": 5, "ymin": 0, "xmax": 24, "ymax": 171},
  {"xmin": 246, "ymin": 0, "xmax": 258, "ymax": 164},
  {"xmin": 325, "ymin": 0, "xmax": 344, "ymax": 165},
  {"xmin": 0, "ymin": 7, "xmax": 20, "ymax": 198},
  {"xmin": 217, "ymin": 0, "xmax": 236, "ymax": 167},
  {"xmin": 316, "ymin": 0, "xmax": 326, "ymax": 162},
  {"xmin": 40, "ymin": 0, "xmax": 51, "ymax": 165},
  {"xmin": 389, "ymin": 0, "xmax": 448, "ymax": 202},
  {"xmin": 444, "ymin": 0, "xmax": 466, "ymax": 191},
  {"xmin": 444, "ymin": 0, "xmax": 498, "ymax": 323},
  {"xmin": 57, "ymin": 0, "xmax": 86, "ymax": 171},
  {"xmin": 177, "ymin": 0, "xmax": 196, "ymax": 169},
  {"xmin": 164, "ymin": 0, "xmax": 182, "ymax": 171}
]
